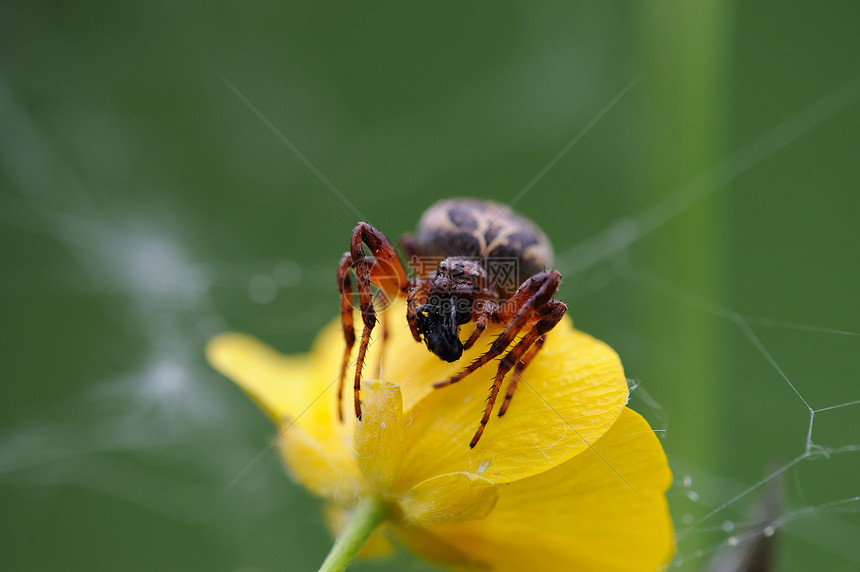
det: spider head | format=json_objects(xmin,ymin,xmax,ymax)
[
  {"xmin": 414, "ymin": 304, "xmax": 464, "ymax": 362},
  {"xmin": 414, "ymin": 258, "xmax": 485, "ymax": 362}
]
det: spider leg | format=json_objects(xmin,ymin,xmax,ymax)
[
  {"xmin": 434, "ymin": 270, "xmax": 561, "ymax": 389},
  {"xmin": 462, "ymin": 299, "xmax": 498, "ymax": 351},
  {"xmin": 498, "ymin": 299, "xmax": 565, "ymax": 417},
  {"xmin": 498, "ymin": 335, "xmax": 545, "ymax": 418},
  {"xmin": 406, "ymin": 284, "xmax": 427, "ymax": 342},
  {"xmin": 347, "ymin": 223, "xmax": 410, "ymax": 420},
  {"xmin": 336, "ymin": 252, "xmax": 355, "ymax": 422},
  {"xmin": 470, "ymin": 299, "xmax": 566, "ymax": 448}
]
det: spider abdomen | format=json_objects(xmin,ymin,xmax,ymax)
[{"xmin": 415, "ymin": 198, "xmax": 554, "ymax": 299}]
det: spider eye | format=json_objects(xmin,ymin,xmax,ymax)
[{"xmin": 449, "ymin": 263, "xmax": 466, "ymax": 277}]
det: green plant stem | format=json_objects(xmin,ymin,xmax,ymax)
[
  {"xmin": 637, "ymin": 0, "xmax": 730, "ymax": 466},
  {"xmin": 317, "ymin": 496, "xmax": 388, "ymax": 572},
  {"xmin": 636, "ymin": 0, "xmax": 731, "ymax": 563}
]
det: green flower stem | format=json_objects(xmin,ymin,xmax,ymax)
[
  {"xmin": 637, "ymin": 0, "xmax": 730, "ymax": 467},
  {"xmin": 317, "ymin": 495, "xmax": 388, "ymax": 572},
  {"xmin": 637, "ymin": 0, "xmax": 730, "ymax": 561}
]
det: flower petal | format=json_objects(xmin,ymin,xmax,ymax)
[
  {"xmin": 206, "ymin": 332, "xmax": 315, "ymax": 424},
  {"xmin": 399, "ymin": 408, "xmax": 674, "ymax": 572},
  {"xmin": 354, "ymin": 382, "xmax": 404, "ymax": 493},
  {"xmin": 399, "ymin": 473, "xmax": 499, "ymax": 527},
  {"xmin": 393, "ymin": 525, "xmax": 485, "ymax": 570},
  {"xmin": 306, "ymin": 301, "xmax": 628, "ymax": 488},
  {"xmin": 277, "ymin": 419, "xmax": 363, "ymax": 504},
  {"xmin": 207, "ymin": 330, "xmax": 359, "ymax": 455},
  {"xmin": 394, "ymin": 322, "xmax": 629, "ymax": 488}
]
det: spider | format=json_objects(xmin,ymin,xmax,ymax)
[{"xmin": 337, "ymin": 197, "xmax": 566, "ymax": 448}]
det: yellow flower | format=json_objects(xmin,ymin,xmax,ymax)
[{"xmin": 207, "ymin": 300, "xmax": 674, "ymax": 571}]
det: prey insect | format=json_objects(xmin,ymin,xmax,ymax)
[{"xmin": 337, "ymin": 198, "xmax": 566, "ymax": 448}]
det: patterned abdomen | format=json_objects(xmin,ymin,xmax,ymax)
[{"xmin": 415, "ymin": 198, "xmax": 554, "ymax": 299}]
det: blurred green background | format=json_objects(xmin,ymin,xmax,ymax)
[{"xmin": 2, "ymin": 2, "xmax": 858, "ymax": 571}]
